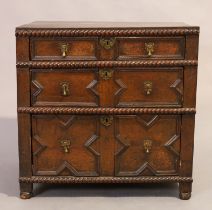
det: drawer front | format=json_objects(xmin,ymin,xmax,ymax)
[
  {"xmin": 32, "ymin": 115, "xmax": 100, "ymax": 176},
  {"xmin": 30, "ymin": 38, "xmax": 98, "ymax": 60},
  {"xmin": 32, "ymin": 114, "xmax": 181, "ymax": 176},
  {"xmin": 114, "ymin": 115, "xmax": 181, "ymax": 176},
  {"xmin": 116, "ymin": 37, "xmax": 185, "ymax": 60},
  {"xmin": 114, "ymin": 67, "xmax": 183, "ymax": 107},
  {"xmin": 31, "ymin": 69, "xmax": 99, "ymax": 107},
  {"xmin": 30, "ymin": 37, "xmax": 185, "ymax": 61}
]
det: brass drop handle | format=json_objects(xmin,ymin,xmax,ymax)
[
  {"xmin": 60, "ymin": 43, "xmax": 69, "ymax": 57},
  {"xmin": 144, "ymin": 81, "xmax": 153, "ymax": 95},
  {"xmin": 60, "ymin": 140, "xmax": 71, "ymax": 153},
  {"xmin": 143, "ymin": 139, "xmax": 152, "ymax": 153},
  {"xmin": 60, "ymin": 82, "xmax": 70, "ymax": 96},
  {"xmin": 145, "ymin": 42, "xmax": 154, "ymax": 57}
]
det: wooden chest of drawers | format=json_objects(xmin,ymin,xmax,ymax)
[{"xmin": 16, "ymin": 22, "xmax": 199, "ymax": 200}]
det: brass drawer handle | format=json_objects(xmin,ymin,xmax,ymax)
[
  {"xmin": 144, "ymin": 139, "xmax": 152, "ymax": 153},
  {"xmin": 100, "ymin": 115, "xmax": 113, "ymax": 127},
  {"xmin": 100, "ymin": 38, "xmax": 116, "ymax": 49},
  {"xmin": 60, "ymin": 81, "xmax": 70, "ymax": 96},
  {"xmin": 144, "ymin": 81, "xmax": 153, "ymax": 95},
  {"xmin": 99, "ymin": 69, "xmax": 113, "ymax": 80},
  {"xmin": 60, "ymin": 140, "xmax": 71, "ymax": 153},
  {"xmin": 145, "ymin": 42, "xmax": 154, "ymax": 57},
  {"xmin": 60, "ymin": 43, "xmax": 69, "ymax": 57}
]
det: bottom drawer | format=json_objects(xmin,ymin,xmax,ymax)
[{"xmin": 31, "ymin": 114, "xmax": 181, "ymax": 176}]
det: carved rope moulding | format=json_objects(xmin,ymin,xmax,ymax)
[
  {"xmin": 19, "ymin": 176, "xmax": 193, "ymax": 184},
  {"xmin": 17, "ymin": 107, "xmax": 196, "ymax": 114},
  {"xmin": 15, "ymin": 28, "xmax": 199, "ymax": 37},
  {"xmin": 16, "ymin": 60, "xmax": 198, "ymax": 68}
]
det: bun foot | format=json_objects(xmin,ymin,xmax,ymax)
[
  {"xmin": 20, "ymin": 192, "xmax": 32, "ymax": 199},
  {"xmin": 179, "ymin": 182, "xmax": 192, "ymax": 200},
  {"xmin": 179, "ymin": 192, "xmax": 191, "ymax": 200}
]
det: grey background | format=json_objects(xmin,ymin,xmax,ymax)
[{"xmin": 0, "ymin": 0, "xmax": 212, "ymax": 209}]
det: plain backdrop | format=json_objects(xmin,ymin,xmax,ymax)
[{"xmin": 0, "ymin": 0, "xmax": 212, "ymax": 210}]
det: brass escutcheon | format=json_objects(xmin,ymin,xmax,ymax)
[
  {"xmin": 60, "ymin": 43, "xmax": 69, "ymax": 57},
  {"xmin": 143, "ymin": 139, "xmax": 152, "ymax": 153},
  {"xmin": 60, "ymin": 81, "xmax": 70, "ymax": 96},
  {"xmin": 100, "ymin": 115, "xmax": 113, "ymax": 127},
  {"xmin": 60, "ymin": 139, "xmax": 71, "ymax": 153},
  {"xmin": 99, "ymin": 69, "xmax": 113, "ymax": 80},
  {"xmin": 145, "ymin": 42, "xmax": 154, "ymax": 57},
  {"xmin": 144, "ymin": 81, "xmax": 153, "ymax": 95},
  {"xmin": 99, "ymin": 38, "xmax": 116, "ymax": 50}
]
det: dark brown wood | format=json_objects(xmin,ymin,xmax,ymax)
[
  {"xmin": 16, "ymin": 60, "xmax": 198, "ymax": 69},
  {"xmin": 16, "ymin": 38, "xmax": 29, "ymax": 62},
  {"xmin": 31, "ymin": 69, "xmax": 99, "ymax": 107},
  {"xmin": 16, "ymin": 35, "xmax": 33, "ymax": 199},
  {"xmin": 19, "ymin": 176, "xmax": 193, "ymax": 183},
  {"xmin": 17, "ymin": 68, "xmax": 30, "ymax": 106},
  {"xmin": 30, "ymin": 37, "xmax": 98, "ymax": 61},
  {"xmin": 117, "ymin": 37, "xmax": 185, "ymax": 60},
  {"xmin": 179, "ymin": 115, "xmax": 195, "ymax": 199},
  {"xmin": 16, "ymin": 22, "xmax": 199, "ymax": 199},
  {"xmin": 114, "ymin": 115, "xmax": 181, "ymax": 176},
  {"xmin": 17, "ymin": 107, "xmax": 196, "ymax": 114},
  {"xmin": 18, "ymin": 114, "xmax": 33, "ymax": 198},
  {"xmin": 183, "ymin": 66, "xmax": 197, "ymax": 107},
  {"xmin": 114, "ymin": 67, "xmax": 183, "ymax": 107},
  {"xmin": 16, "ymin": 21, "xmax": 194, "ymax": 29},
  {"xmin": 15, "ymin": 21, "xmax": 199, "ymax": 37},
  {"xmin": 32, "ymin": 115, "xmax": 100, "ymax": 176}
]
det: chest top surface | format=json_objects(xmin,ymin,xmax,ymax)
[{"xmin": 17, "ymin": 21, "xmax": 197, "ymax": 29}]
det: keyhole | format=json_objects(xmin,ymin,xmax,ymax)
[
  {"xmin": 106, "ymin": 40, "xmax": 109, "ymax": 46},
  {"xmin": 105, "ymin": 118, "xmax": 108, "ymax": 123}
]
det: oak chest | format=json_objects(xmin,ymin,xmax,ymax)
[{"xmin": 16, "ymin": 22, "xmax": 199, "ymax": 199}]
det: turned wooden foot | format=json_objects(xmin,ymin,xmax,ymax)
[
  {"xmin": 20, "ymin": 192, "xmax": 33, "ymax": 199},
  {"xmin": 20, "ymin": 183, "xmax": 33, "ymax": 199},
  {"xmin": 179, "ymin": 182, "xmax": 192, "ymax": 200}
]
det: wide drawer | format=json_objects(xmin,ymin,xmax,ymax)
[
  {"xmin": 30, "ymin": 37, "xmax": 98, "ymax": 60},
  {"xmin": 31, "ymin": 67, "xmax": 183, "ymax": 108},
  {"xmin": 31, "ymin": 69, "xmax": 99, "ymax": 107},
  {"xmin": 116, "ymin": 37, "xmax": 185, "ymax": 60},
  {"xmin": 113, "ymin": 67, "xmax": 183, "ymax": 107},
  {"xmin": 30, "ymin": 36, "xmax": 185, "ymax": 61},
  {"xmin": 31, "ymin": 114, "xmax": 181, "ymax": 176}
]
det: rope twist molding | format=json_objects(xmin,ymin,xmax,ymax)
[
  {"xmin": 16, "ymin": 60, "xmax": 198, "ymax": 68},
  {"xmin": 19, "ymin": 176, "xmax": 193, "ymax": 184},
  {"xmin": 17, "ymin": 107, "xmax": 196, "ymax": 114},
  {"xmin": 16, "ymin": 28, "xmax": 200, "ymax": 37}
]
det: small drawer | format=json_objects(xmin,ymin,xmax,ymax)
[
  {"xmin": 30, "ymin": 37, "xmax": 98, "ymax": 60},
  {"xmin": 116, "ymin": 37, "xmax": 185, "ymax": 60},
  {"xmin": 114, "ymin": 67, "xmax": 183, "ymax": 107},
  {"xmin": 31, "ymin": 69, "xmax": 99, "ymax": 107}
]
